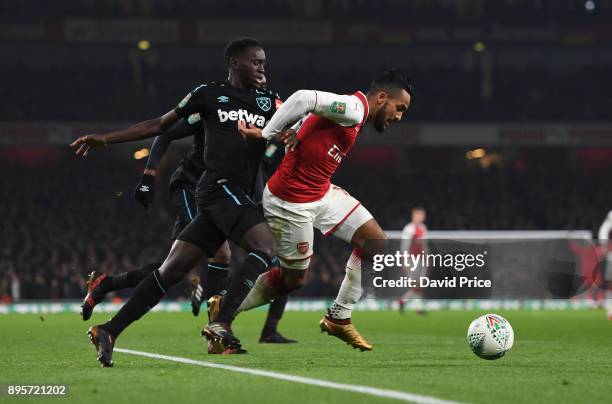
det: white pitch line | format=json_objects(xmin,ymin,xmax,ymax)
[{"xmin": 115, "ymin": 348, "xmax": 462, "ymax": 404}]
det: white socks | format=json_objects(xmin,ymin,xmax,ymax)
[
  {"xmin": 329, "ymin": 249, "xmax": 362, "ymax": 320},
  {"xmin": 237, "ymin": 273, "xmax": 277, "ymax": 312}
]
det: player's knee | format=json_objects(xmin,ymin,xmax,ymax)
[
  {"xmin": 366, "ymin": 219, "xmax": 386, "ymax": 240},
  {"xmin": 282, "ymin": 268, "xmax": 307, "ymax": 291},
  {"xmin": 242, "ymin": 226, "xmax": 276, "ymax": 258},
  {"xmin": 248, "ymin": 238, "xmax": 276, "ymax": 259},
  {"xmin": 286, "ymin": 275, "xmax": 306, "ymax": 290},
  {"xmin": 158, "ymin": 258, "xmax": 191, "ymax": 286},
  {"xmin": 210, "ymin": 242, "xmax": 231, "ymax": 265},
  {"xmin": 159, "ymin": 241, "xmax": 204, "ymax": 282},
  {"xmin": 159, "ymin": 269, "xmax": 184, "ymax": 287},
  {"xmin": 352, "ymin": 219, "xmax": 386, "ymax": 248},
  {"xmin": 160, "ymin": 255, "xmax": 192, "ymax": 275}
]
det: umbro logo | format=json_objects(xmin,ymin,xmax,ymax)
[
  {"xmin": 139, "ymin": 185, "xmax": 150, "ymax": 192},
  {"xmin": 217, "ymin": 96, "xmax": 229, "ymax": 103}
]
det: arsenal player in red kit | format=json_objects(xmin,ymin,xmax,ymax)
[
  {"xmin": 232, "ymin": 69, "xmax": 412, "ymax": 351},
  {"xmin": 401, "ymin": 207, "xmax": 428, "ymax": 254},
  {"xmin": 399, "ymin": 207, "xmax": 428, "ymax": 314}
]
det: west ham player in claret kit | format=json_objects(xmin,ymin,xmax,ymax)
[{"xmin": 235, "ymin": 69, "xmax": 413, "ymax": 351}]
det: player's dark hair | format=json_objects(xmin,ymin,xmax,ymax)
[
  {"xmin": 224, "ymin": 37, "xmax": 263, "ymax": 66},
  {"xmin": 369, "ymin": 68, "xmax": 413, "ymax": 96}
]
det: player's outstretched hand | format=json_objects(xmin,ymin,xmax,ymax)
[
  {"xmin": 238, "ymin": 120, "xmax": 263, "ymax": 140},
  {"xmin": 69, "ymin": 134, "xmax": 107, "ymax": 157},
  {"xmin": 280, "ymin": 129, "xmax": 298, "ymax": 151}
]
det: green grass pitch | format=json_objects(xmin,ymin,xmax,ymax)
[{"xmin": 0, "ymin": 309, "xmax": 610, "ymax": 403}]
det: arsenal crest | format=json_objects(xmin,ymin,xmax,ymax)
[{"xmin": 297, "ymin": 242, "xmax": 309, "ymax": 255}]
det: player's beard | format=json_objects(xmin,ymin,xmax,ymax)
[{"xmin": 373, "ymin": 103, "xmax": 388, "ymax": 132}]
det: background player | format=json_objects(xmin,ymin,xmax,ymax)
[
  {"xmin": 598, "ymin": 210, "xmax": 612, "ymax": 320},
  {"xmin": 398, "ymin": 206, "xmax": 428, "ymax": 314},
  {"xmin": 235, "ymin": 69, "xmax": 413, "ymax": 351}
]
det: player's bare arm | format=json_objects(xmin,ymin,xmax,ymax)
[{"xmin": 69, "ymin": 109, "xmax": 180, "ymax": 156}]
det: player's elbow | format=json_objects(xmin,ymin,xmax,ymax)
[
  {"xmin": 291, "ymin": 89, "xmax": 317, "ymax": 112},
  {"xmin": 157, "ymin": 110, "xmax": 179, "ymax": 133},
  {"xmin": 293, "ymin": 89, "xmax": 312, "ymax": 99}
]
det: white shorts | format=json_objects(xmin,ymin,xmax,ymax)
[{"xmin": 263, "ymin": 184, "xmax": 373, "ymax": 270}]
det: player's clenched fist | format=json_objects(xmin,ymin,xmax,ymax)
[{"xmin": 69, "ymin": 134, "xmax": 107, "ymax": 156}]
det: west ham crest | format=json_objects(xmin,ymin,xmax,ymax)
[{"xmin": 256, "ymin": 96, "xmax": 271, "ymax": 112}]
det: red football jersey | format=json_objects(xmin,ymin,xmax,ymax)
[
  {"xmin": 410, "ymin": 224, "xmax": 427, "ymax": 255},
  {"xmin": 268, "ymin": 91, "xmax": 369, "ymax": 203}
]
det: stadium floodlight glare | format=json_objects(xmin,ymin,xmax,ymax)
[
  {"xmin": 585, "ymin": 0, "xmax": 595, "ymax": 12},
  {"xmin": 138, "ymin": 40, "xmax": 151, "ymax": 50},
  {"xmin": 466, "ymin": 148, "xmax": 486, "ymax": 159},
  {"xmin": 133, "ymin": 148, "xmax": 150, "ymax": 160},
  {"xmin": 473, "ymin": 41, "xmax": 486, "ymax": 52}
]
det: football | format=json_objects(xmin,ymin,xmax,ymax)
[{"xmin": 467, "ymin": 314, "xmax": 514, "ymax": 360}]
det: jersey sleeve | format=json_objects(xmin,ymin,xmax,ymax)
[
  {"xmin": 312, "ymin": 91, "xmax": 365, "ymax": 127},
  {"xmin": 145, "ymin": 119, "xmax": 195, "ymax": 171},
  {"xmin": 261, "ymin": 89, "xmax": 364, "ymax": 140},
  {"xmin": 174, "ymin": 84, "xmax": 210, "ymax": 118}
]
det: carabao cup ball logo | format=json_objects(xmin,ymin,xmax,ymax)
[
  {"xmin": 256, "ymin": 97, "xmax": 271, "ymax": 112},
  {"xmin": 485, "ymin": 314, "xmax": 510, "ymax": 347}
]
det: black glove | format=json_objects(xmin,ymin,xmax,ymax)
[{"xmin": 134, "ymin": 174, "xmax": 155, "ymax": 209}]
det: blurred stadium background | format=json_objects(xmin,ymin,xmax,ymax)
[{"xmin": 1, "ymin": 0, "xmax": 611, "ymax": 306}]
